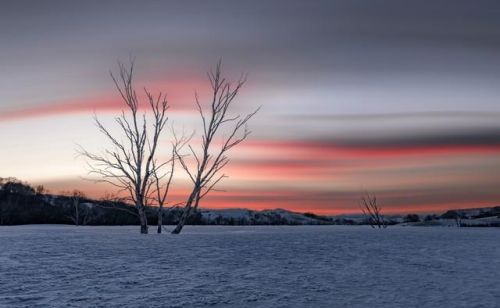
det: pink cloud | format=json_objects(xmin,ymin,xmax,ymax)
[{"xmin": 0, "ymin": 76, "xmax": 208, "ymax": 122}]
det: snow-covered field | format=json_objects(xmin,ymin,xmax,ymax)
[{"xmin": 0, "ymin": 225, "xmax": 498, "ymax": 307}]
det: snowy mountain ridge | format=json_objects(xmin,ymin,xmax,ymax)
[{"xmin": 1, "ymin": 181, "xmax": 499, "ymax": 226}]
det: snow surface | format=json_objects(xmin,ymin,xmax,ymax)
[{"xmin": 0, "ymin": 225, "xmax": 499, "ymax": 307}]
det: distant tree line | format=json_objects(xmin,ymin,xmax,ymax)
[
  {"xmin": 2, "ymin": 177, "xmax": 498, "ymax": 227},
  {"xmin": 0, "ymin": 181, "xmax": 330, "ymax": 226}
]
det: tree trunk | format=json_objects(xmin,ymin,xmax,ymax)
[
  {"xmin": 138, "ymin": 206, "xmax": 148, "ymax": 234},
  {"xmin": 74, "ymin": 201, "xmax": 80, "ymax": 226},
  {"xmin": 171, "ymin": 191, "xmax": 197, "ymax": 234},
  {"xmin": 193, "ymin": 191, "xmax": 201, "ymax": 212},
  {"xmin": 172, "ymin": 188, "xmax": 201, "ymax": 234},
  {"xmin": 171, "ymin": 205, "xmax": 190, "ymax": 234},
  {"xmin": 157, "ymin": 206, "xmax": 162, "ymax": 234}
]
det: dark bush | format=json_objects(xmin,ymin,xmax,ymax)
[{"xmin": 404, "ymin": 214, "xmax": 420, "ymax": 223}]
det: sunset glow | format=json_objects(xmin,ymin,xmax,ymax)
[{"xmin": 2, "ymin": 1, "xmax": 500, "ymax": 215}]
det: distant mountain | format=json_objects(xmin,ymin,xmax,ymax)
[
  {"xmin": 410, "ymin": 206, "xmax": 500, "ymax": 227},
  {"xmin": 199, "ymin": 208, "xmax": 335, "ymax": 225}
]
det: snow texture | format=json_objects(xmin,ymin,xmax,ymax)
[{"xmin": 0, "ymin": 225, "xmax": 499, "ymax": 307}]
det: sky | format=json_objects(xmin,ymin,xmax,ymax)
[{"xmin": 1, "ymin": 0, "xmax": 500, "ymax": 214}]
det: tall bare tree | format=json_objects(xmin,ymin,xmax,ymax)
[
  {"xmin": 172, "ymin": 61, "xmax": 259, "ymax": 234},
  {"xmin": 360, "ymin": 192, "xmax": 387, "ymax": 229},
  {"xmin": 79, "ymin": 61, "xmax": 169, "ymax": 234}
]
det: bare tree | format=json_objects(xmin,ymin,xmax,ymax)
[
  {"xmin": 96, "ymin": 193, "xmax": 138, "ymax": 223},
  {"xmin": 79, "ymin": 60, "xmax": 169, "ymax": 234},
  {"xmin": 451, "ymin": 210, "xmax": 464, "ymax": 227},
  {"xmin": 66, "ymin": 190, "xmax": 86, "ymax": 226},
  {"xmin": 172, "ymin": 61, "xmax": 259, "ymax": 234},
  {"xmin": 35, "ymin": 185, "xmax": 46, "ymax": 195},
  {"xmin": 360, "ymin": 192, "xmax": 387, "ymax": 229}
]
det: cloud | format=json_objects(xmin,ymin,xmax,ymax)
[
  {"xmin": 0, "ymin": 76, "xmax": 209, "ymax": 122},
  {"xmin": 0, "ymin": 96, "xmax": 120, "ymax": 121}
]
